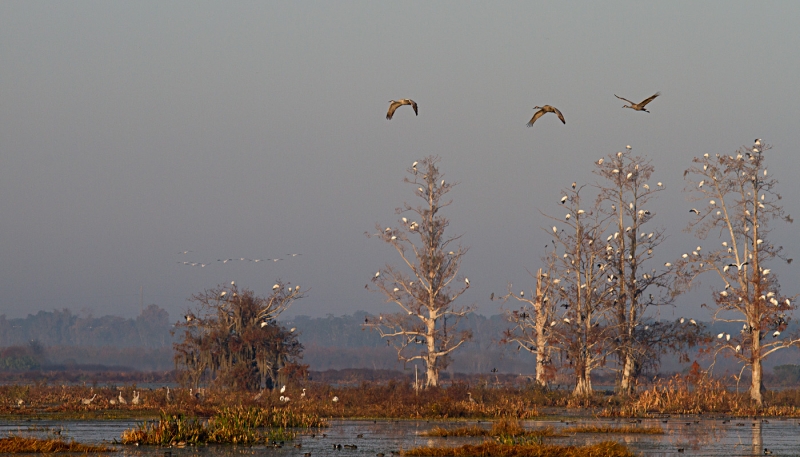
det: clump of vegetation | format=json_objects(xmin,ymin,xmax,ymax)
[
  {"xmin": 624, "ymin": 372, "xmax": 744, "ymax": 415},
  {"xmin": 563, "ymin": 425, "xmax": 663, "ymax": 434},
  {"xmin": 422, "ymin": 419, "xmax": 561, "ymax": 439},
  {"xmin": 120, "ymin": 406, "xmax": 325, "ymax": 445},
  {"xmin": 403, "ymin": 440, "xmax": 634, "ymax": 457},
  {"xmin": 423, "ymin": 425, "xmax": 489, "ymax": 437},
  {"xmin": 0, "ymin": 435, "xmax": 112, "ymax": 453}
]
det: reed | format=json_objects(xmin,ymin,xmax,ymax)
[
  {"xmin": 403, "ymin": 440, "xmax": 635, "ymax": 457},
  {"xmin": 0, "ymin": 435, "xmax": 113, "ymax": 453}
]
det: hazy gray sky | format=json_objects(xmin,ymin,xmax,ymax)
[{"xmin": 1, "ymin": 2, "xmax": 798, "ymax": 321}]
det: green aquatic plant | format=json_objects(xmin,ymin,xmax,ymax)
[{"xmin": 120, "ymin": 406, "xmax": 325, "ymax": 445}]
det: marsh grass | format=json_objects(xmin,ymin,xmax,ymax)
[
  {"xmin": 6, "ymin": 378, "xmax": 800, "ymax": 421},
  {"xmin": 120, "ymin": 406, "xmax": 325, "ymax": 445},
  {"xmin": 422, "ymin": 418, "xmax": 563, "ymax": 440},
  {"xmin": 403, "ymin": 440, "xmax": 635, "ymax": 457},
  {"xmin": 601, "ymin": 375, "xmax": 800, "ymax": 417},
  {"xmin": 0, "ymin": 435, "xmax": 113, "ymax": 453},
  {"xmin": 562, "ymin": 425, "xmax": 663, "ymax": 434}
]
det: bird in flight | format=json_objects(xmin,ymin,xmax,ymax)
[
  {"xmin": 386, "ymin": 99, "xmax": 418, "ymax": 120},
  {"xmin": 526, "ymin": 105, "xmax": 565, "ymax": 127},
  {"xmin": 615, "ymin": 92, "xmax": 660, "ymax": 112}
]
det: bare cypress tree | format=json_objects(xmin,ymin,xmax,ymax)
[
  {"xmin": 544, "ymin": 184, "xmax": 614, "ymax": 398},
  {"xmin": 174, "ymin": 282, "xmax": 305, "ymax": 391},
  {"xmin": 593, "ymin": 147, "xmax": 685, "ymax": 394},
  {"xmin": 501, "ymin": 256, "xmax": 559, "ymax": 388},
  {"xmin": 366, "ymin": 156, "xmax": 472, "ymax": 388},
  {"xmin": 679, "ymin": 141, "xmax": 797, "ymax": 406}
]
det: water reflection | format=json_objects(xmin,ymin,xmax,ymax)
[
  {"xmin": 752, "ymin": 420, "xmax": 762, "ymax": 457},
  {"xmin": 1, "ymin": 417, "xmax": 799, "ymax": 456}
]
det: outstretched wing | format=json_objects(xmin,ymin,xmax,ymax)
[
  {"xmin": 410, "ymin": 100, "xmax": 418, "ymax": 116},
  {"xmin": 386, "ymin": 102, "xmax": 400, "ymax": 120},
  {"xmin": 526, "ymin": 109, "xmax": 545, "ymax": 127},
  {"xmin": 614, "ymin": 94, "xmax": 635, "ymax": 105},
  {"xmin": 552, "ymin": 106, "xmax": 566, "ymax": 124},
  {"xmin": 638, "ymin": 92, "xmax": 661, "ymax": 108}
]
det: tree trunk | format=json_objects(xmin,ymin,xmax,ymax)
[
  {"xmin": 573, "ymin": 367, "xmax": 592, "ymax": 398},
  {"xmin": 750, "ymin": 354, "xmax": 764, "ymax": 406},
  {"xmin": 619, "ymin": 350, "xmax": 636, "ymax": 395},
  {"xmin": 426, "ymin": 356, "xmax": 439, "ymax": 387},
  {"xmin": 425, "ymin": 317, "xmax": 439, "ymax": 388},
  {"xmin": 534, "ymin": 269, "xmax": 549, "ymax": 388},
  {"xmin": 535, "ymin": 344, "xmax": 548, "ymax": 387}
]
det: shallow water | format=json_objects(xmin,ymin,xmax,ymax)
[{"xmin": 2, "ymin": 417, "xmax": 799, "ymax": 456}]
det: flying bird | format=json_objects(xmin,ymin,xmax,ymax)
[
  {"xmin": 615, "ymin": 92, "xmax": 661, "ymax": 112},
  {"xmin": 386, "ymin": 99, "xmax": 418, "ymax": 120},
  {"xmin": 526, "ymin": 105, "xmax": 565, "ymax": 127}
]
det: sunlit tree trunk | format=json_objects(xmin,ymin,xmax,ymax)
[{"xmin": 503, "ymin": 265, "xmax": 558, "ymax": 388}]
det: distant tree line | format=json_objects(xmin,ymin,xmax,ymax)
[{"xmin": 0, "ymin": 304, "xmax": 173, "ymax": 348}]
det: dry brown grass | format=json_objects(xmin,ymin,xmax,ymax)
[
  {"xmin": 562, "ymin": 425, "xmax": 663, "ymax": 434},
  {"xmin": 403, "ymin": 440, "xmax": 634, "ymax": 457},
  {"xmin": 0, "ymin": 435, "xmax": 113, "ymax": 453},
  {"xmin": 5, "ymin": 378, "xmax": 800, "ymax": 420},
  {"xmin": 599, "ymin": 375, "xmax": 800, "ymax": 417}
]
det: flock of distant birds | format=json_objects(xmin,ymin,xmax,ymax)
[
  {"xmin": 176, "ymin": 250, "xmax": 301, "ymax": 269},
  {"xmin": 385, "ymin": 92, "xmax": 661, "ymax": 126},
  {"xmin": 76, "ymin": 390, "xmax": 142, "ymax": 406}
]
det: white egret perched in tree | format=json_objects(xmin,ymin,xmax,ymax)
[{"xmin": 386, "ymin": 99, "xmax": 418, "ymax": 119}]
